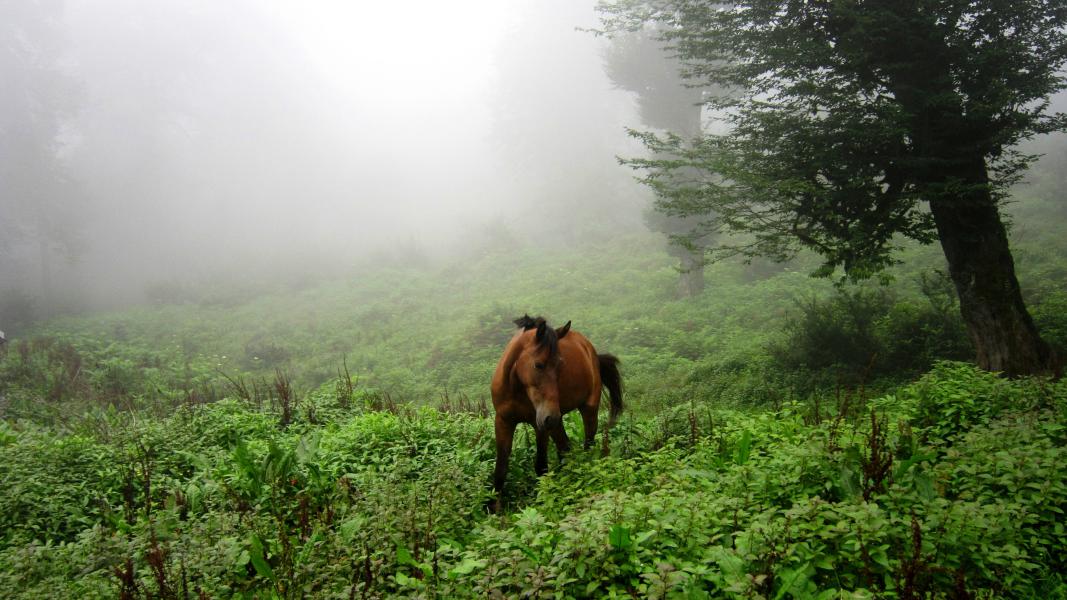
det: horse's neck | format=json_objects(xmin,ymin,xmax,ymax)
[
  {"xmin": 500, "ymin": 334, "xmax": 526, "ymax": 369},
  {"xmin": 494, "ymin": 333, "xmax": 527, "ymax": 389}
]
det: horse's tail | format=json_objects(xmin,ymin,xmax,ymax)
[{"xmin": 598, "ymin": 353, "xmax": 623, "ymax": 427}]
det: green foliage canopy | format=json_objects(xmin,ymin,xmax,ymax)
[{"xmin": 597, "ymin": 0, "xmax": 1067, "ymax": 281}]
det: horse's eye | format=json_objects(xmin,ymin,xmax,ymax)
[{"xmin": 534, "ymin": 362, "xmax": 546, "ymax": 370}]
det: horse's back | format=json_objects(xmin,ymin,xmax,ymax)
[{"xmin": 557, "ymin": 331, "xmax": 601, "ymax": 410}]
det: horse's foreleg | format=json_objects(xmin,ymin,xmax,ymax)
[
  {"xmin": 549, "ymin": 422, "xmax": 571, "ymax": 455},
  {"xmin": 535, "ymin": 427, "xmax": 549, "ymax": 476},
  {"xmin": 579, "ymin": 404, "xmax": 599, "ymax": 450},
  {"xmin": 492, "ymin": 416, "xmax": 516, "ymax": 510}
]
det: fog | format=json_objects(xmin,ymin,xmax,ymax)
[{"xmin": 1, "ymin": 0, "xmax": 647, "ymax": 314}]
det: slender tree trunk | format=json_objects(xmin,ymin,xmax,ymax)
[
  {"xmin": 677, "ymin": 251, "xmax": 705, "ymax": 298},
  {"xmin": 38, "ymin": 233, "xmax": 53, "ymax": 317},
  {"xmin": 927, "ymin": 157, "xmax": 1053, "ymax": 376},
  {"xmin": 669, "ymin": 92, "xmax": 708, "ymax": 298}
]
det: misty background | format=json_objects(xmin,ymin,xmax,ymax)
[
  {"xmin": 4, "ymin": 0, "xmax": 1066, "ymax": 329},
  {"xmin": 2, "ymin": 0, "xmax": 649, "ymax": 319}
]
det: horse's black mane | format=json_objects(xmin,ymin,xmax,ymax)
[
  {"xmin": 513, "ymin": 314, "xmax": 538, "ymax": 330},
  {"xmin": 513, "ymin": 314, "xmax": 558, "ymax": 358}
]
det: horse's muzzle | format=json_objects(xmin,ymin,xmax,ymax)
[{"xmin": 537, "ymin": 413, "xmax": 561, "ymax": 431}]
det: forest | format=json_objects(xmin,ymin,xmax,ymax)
[{"xmin": 3, "ymin": 1, "xmax": 1067, "ymax": 598}]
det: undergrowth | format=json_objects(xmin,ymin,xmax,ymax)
[{"xmin": 0, "ymin": 363, "xmax": 1064, "ymax": 598}]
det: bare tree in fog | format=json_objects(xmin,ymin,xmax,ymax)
[
  {"xmin": 3, "ymin": 0, "xmax": 651, "ymax": 317},
  {"xmin": 603, "ymin": 27, "xmax": 711, "ymax": 296},
  {"xmin": 0, "ymin": 0, "xmax": 84, "ymax": 323},
  {"xmin": 488, "ymin": 0, "xmax": 645, "ymax": 245}
]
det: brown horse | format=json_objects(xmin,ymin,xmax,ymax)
[{"xmin": 490, "ymin": 315, "xmax": 622, "ymax": 508}]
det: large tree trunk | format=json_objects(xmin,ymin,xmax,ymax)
[
  {"xmin": 927, "ymin": 157, "xmax": 1053, "ymax": 376},
  {"xmin": 875, "ymin": 6, "xmax": 1055, "ymax": 377}
]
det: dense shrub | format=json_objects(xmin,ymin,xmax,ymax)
[
  {"xmin": 771, "ymin": 284, "xmax": 972, "ymax": 386},
  {"xmin": 242, "ymin": 336, "xmax": 292, "ymax": 369},
  {"xmin": 445, "ymin": 372, "xmax": 1067, "ymax": 599},
  {"xmin": 1031, "ymin": 289, "xmax": 1067, "ymax": 355},
  {"xmin": 878, "ymin": 301, "xmax": 971, "ymax": 372},
  {"xmin": 0, "ymin": 288, "xmax": 39, "ymax": 337},
  {"xmin": 884, "ymin": 361, "xmax": 1062, "ymax": 443},
  {"xmin": 770, "ymin": 288, "xmax": 893, "ymax": 378},
  {"xmin": 879, "ymin": 271, "xmax": 973, "ymax": 372},
  {"xmin": 0, "ymin": 431, "xmax": 124, "ymax": 546}
]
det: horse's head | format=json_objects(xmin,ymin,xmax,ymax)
[{"xmin": 512, "ymin": 315, "xmax": 571, "ymax": 431}]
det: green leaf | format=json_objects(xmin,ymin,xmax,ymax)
[
  {"xmin": 296, "ymin": 432, "xmax": 320, "ymax": 464},
  {"xmin": 397, "ymin": 546, "xmax": 417, "ymax": 567},
  {"xmin": 773, "ymin": 565, "xmax": 807, "ymax": 600},
  {"xmin": 610, "ymin": 524, "xmax": 633, "ymax": 550},
  {"xmin": 735, "ymin": 430, "xmax": 753, "ymax": 465},
  {"xmin": 448, "ymin": 558, "xmax": 485, "ymax": 578},
  {"xmin": 635, "ymin": 530, "xmax": 656, "ymax": 545},
  {"xmin": 893, "ymin": 451, "xmax": 935, "ymax": 479},
  {"xmin": 249, "ymin": 534, "xmax": 276, "ymax": 583}
]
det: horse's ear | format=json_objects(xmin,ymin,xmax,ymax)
[
  {"xmin": 556, "ymin": 321, "xmax": 571, "ymax": 338},
  {"xmin": 535, "ymin": 320, "xmax": 547, "ymax": 342}
]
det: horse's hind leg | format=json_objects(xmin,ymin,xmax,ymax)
[
  {"xmin": 579, "ymin": 404, "xmax": 599, "ymax": 450},
  {"xmin": 535, "ymin": 427, "xmax": 549, "ymax": 476}
]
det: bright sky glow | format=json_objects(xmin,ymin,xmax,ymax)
[{"xmin": 265, "ymin": 1, "xmax": 512, "ymax": 112}]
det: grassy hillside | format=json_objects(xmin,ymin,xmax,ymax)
[
  {"xmin": 2, "ymin": 219, "xmax": 1067, "ymax": 598},
  {"xmin": 2, "ymin": 232, "xmax": 832, "ymax": 421}
]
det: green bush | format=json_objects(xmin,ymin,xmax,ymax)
[
  {"xmin": 771, "ymin": 284, "xmax": 973, "ymax": 386},
  {"xmin": 769, "ymin": 288, "xmax": 891, "ymax": 387},
  {"xmin": 0, "ymin": 289, "xmax": 38, "ymax": 337},
  {"xmin": 885, "ymin": 361, "xmax": 1053, "ymax": 443},
  {"xmin": 0, "ymin": 432, "xmax": 124, "ymax": 546},
  {"xmin": 879, "ymin": 300, "xmax": 972, "ymax": 372},
  {"xmin": 1031, "ymin": 289, "xmax": 1067, "ymax": 355}
]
